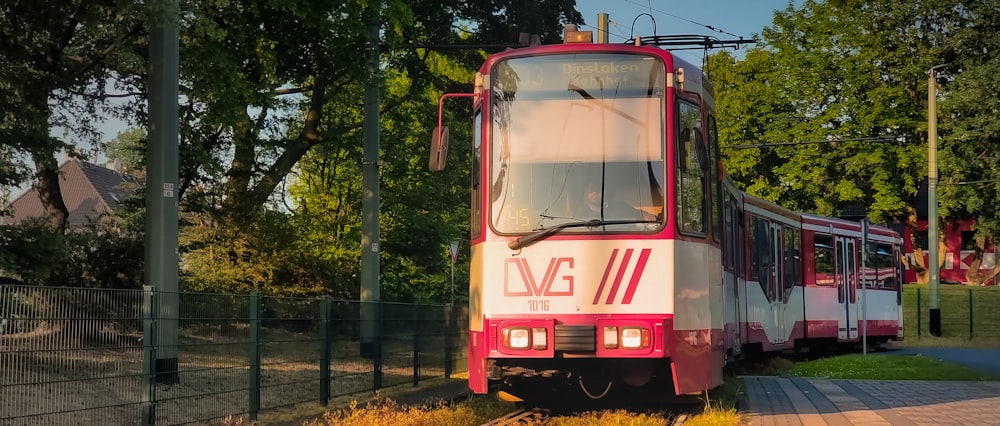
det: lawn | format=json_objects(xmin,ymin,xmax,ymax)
[
  {"xmin": 788, "ymin": 353, "xmax": 1000, "ymax": 381},
  {"xmin": 902, "ymin": 283, "xmax": 1000, "ymax": 346}
]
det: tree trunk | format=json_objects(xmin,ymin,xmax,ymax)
[{"xmin": 30, "ymin": 150, "xmax": 69, "ymax": 231}]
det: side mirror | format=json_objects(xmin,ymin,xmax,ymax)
[{"xmin": 429, "ymin": 126, "xmax": 449, "ymax": 172}]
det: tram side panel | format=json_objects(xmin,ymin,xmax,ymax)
[{"xmin": 671, "ymin": 237, "xmax": 725, "ymax": 394}]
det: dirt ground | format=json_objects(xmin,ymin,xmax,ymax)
[{"xmin": 1, "ymin": 326, "xmax": 453, "ymax": 425}]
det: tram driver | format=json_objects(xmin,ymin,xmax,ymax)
[{"xmin": 578, "ymin": 181, "xmax": 655, "ymax": 222}]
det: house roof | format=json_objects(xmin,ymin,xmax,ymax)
[{"xmin": 1, "ymin": 159, "xmax": 142, "ymax": 227}]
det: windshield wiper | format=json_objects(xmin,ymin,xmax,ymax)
[{"xmin": 508, "ymin": 219, "xmax": 656, "ymax": 250}]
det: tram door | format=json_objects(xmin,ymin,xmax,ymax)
[
  {"xmin": 835, "ymin": 236, "xmax": 859, "ymax": 340},
  {"xmin": 770, "ymin": 223, "xmax": 786, "ymax": 344},
  {"xmin": 724, "ymin": 196, "xmax": 743, "ymax": 355}
]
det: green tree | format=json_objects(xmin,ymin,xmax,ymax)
[
  {"xmin": 102, "ymin": 127, "xmax": 147, "ymax": 173},
  {"xmin": 0, "ymin": 1, "xmax": 144, "ymax": 230},
  {"xmin": 711, "ymin": 0, "xmax": 951, "ymax": 223},
  {"xmin": 935, "ymin": 2, "xmax": 1000, "ymax": 284},
  {"xmin": 710, "ymin": 0, "xmax": 1000, "ymax": 284},
  {"xmin": 0, "ymin": 221, "xmax": 66, "ymax": 285},
  {"xmin": 174, "ymin": 0, "xmax": 579, "ymax": 298}
]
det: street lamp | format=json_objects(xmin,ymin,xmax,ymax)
[{"xmin": 927, "ymin": 64, "xmax": 947, "ymax": 337}]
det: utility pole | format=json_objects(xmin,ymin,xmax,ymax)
[
  {"xmin": 147, "ymin": 0, "xmax": 180, "ymax": 383},
  {"xmin": 360, "ymin": 1, "xmax": 382, "ymax": 358},
  {"xmin": 928, "ymin": 64, "xmax": 946, "ymax": 337},
  {"xmin": 861, "ymin": 219, "xmax": 869, "ymax": 354},
  {"xmin": 597, "ymin": 13, "xmax": 609, "ymax": 44}
]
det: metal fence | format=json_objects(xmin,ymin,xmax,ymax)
[
  {"xmin": 0, "ymin": 285, "xmax": 469, "ymax": 425},
  {"xmin": 904, "ymin": 284, "xmax": 1000, "ymax": 341}
]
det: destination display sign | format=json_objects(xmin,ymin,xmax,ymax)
[{"xmin": 493, "ymin": 54, "xmax": 664, "ymax": 95}]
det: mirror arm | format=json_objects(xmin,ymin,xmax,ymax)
[{"xmin": 437, "ymin": 92, "xmax": 480, "ymax": 141}]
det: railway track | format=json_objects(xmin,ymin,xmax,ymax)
[{"xmin": 480, "ymin": 408, "xmax": 550, "ymax": 425}]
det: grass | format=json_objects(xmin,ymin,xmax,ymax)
[
  {"xmin": 253, "ymin": 284, "xmax": 1000, "ymax": 425},
  {"xmin": 678, "ymin": 373, "xmax": 746, "ymax": 426},
  {"xmin": 788, "ymin": 353, "xmax": 1000, "ymax": 381},
  {"xmin": 300, "ymin": 397, "xmax": 512, "ymax": 426},
  {"xmin": 547, "ymin": 410, "xmax": 674, "ymax": 425},
  {"xmin": 903, "ymin": 283, "xmax": 1000, "ymax": 346},
  {"xmin": 285, "ymin": 348, "xmax": 999, "ymax": 426}
]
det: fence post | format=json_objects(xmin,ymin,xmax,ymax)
[
  {"xmin": 412, "ymin": 304, "xmax": 421, "ymax": 386},
  {"xmin": 917, "ymin": 287, "xmax": 921, "ymax": 338},
  {"xmin": 142, "ymin": 286, "xmax": 158, "ymax": 426},
  {"xmin": 373, "ymin": 301, "xmax": 383, "ymax": 391},
  {"xmin": 444, "ymin": 304, "xmax": 453, "ymax": 379},
  {"xmin": 319, "ymin": 296, "xmax": 331, "ymax": 405},
  {"xmin": 969, "ymin": 288, "xmax": 974, "ymax": 340},
  {"xmin": 248, "ymin": 292, "xmax": 262, "ymax": 421}
]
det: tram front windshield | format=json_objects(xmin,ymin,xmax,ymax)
[{"xmin": 490, "ymin": 53, "xmax": 666, "ymax": 234}]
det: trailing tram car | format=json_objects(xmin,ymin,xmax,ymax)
[
  {"xmin": 727, "ymin": 191, "xmax": 904, "ymax": 356},
  {"xmin": 430, "ymin": 24, "xmax": 903, "ymax": 400}
]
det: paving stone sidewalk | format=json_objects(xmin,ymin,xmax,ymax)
[{"xmin": 741, "ymin": 376, "xmax": 1000, "ymax": 426}]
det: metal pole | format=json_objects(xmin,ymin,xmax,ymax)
[
  {"xmin": 917, "ymin": 287, "xmax": 922, "ymax": 338},
  {"xmin": 360, "ymin": 1, "xmax": 382, "ymax": 358},
  {"xmin": 597, "ymin": 13, "xmax": 610, "ymax": 44},
  {"xmin": 928, "ymin": 65, "xmax": 943, "ymax": 337},
  {"xmin": 319, "ymin": 296, "xmax": 331, "ymax": 405},
  {"xmin": 969, "ymin": 288, "xmax": 974, "ymax": 339},
  {"xmin": 861, "ymin": 219, "xmax": 868, "ymax": 355},
  {"xmin": 141, "ymin": 286, "xmax": 157, "ymax": 426},
  {"xmin": 248, "ymin": 292, "xmax": 261, "ymax": 421},
  {"xmin": 147, "ymin": 0, "xmax": 180, "ymax": 383},
  {"xmin": 449, "ymin": 240, "xmax": 458, "ymax": 305}
]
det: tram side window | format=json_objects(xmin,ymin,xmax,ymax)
[
  {"xmin": 724, "ymin": 193, "xmax": 734, "ymax": 271},
  {"xmin": 750, "ymin": 216, "xmax": 772, "ymax": 298},
  {"xmin": 874, "ymin": 243, "xmax": 897, "ymax": 289},
  {"xmin": 708, "ymin": 115, "xmax": 721, "ymax": 242},
  {"xmin": 749, "ymin": 216, "xmax": 759, "ymax": 280},
  {"xmin": 783, "ymin": 227, "xmax": 801, "ymax": 297},
  {"xmin": 814, "ymin": 234, "xmax": 835, "ymax": 286},
  {"xmin": 676, "ymin": 101, "xmax": 705, "ymax": 234}
]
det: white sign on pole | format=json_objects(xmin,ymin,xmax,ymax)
[{"xmin": 449, "ymin": 240, "xmax": 460, "ymax": 264}]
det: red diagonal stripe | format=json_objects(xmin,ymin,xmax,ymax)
[
  {"xmin": 604, "ymin": 249, "xmax": 633, "ymax": 304},
  {"xmin": 592, "ymin": 249, "xmax": 619, "ymax": 305},
  {"xmin": 621, "ymin": 248, "xmax": 652, "ymax": 304}
]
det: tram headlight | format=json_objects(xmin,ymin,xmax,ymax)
[
  {"xmin": 499, "ymin": 324, "xmax": 549, "ymax": 351},
  {"xmin": 621, "ymin": 327, "xmax": 651, "ymax": 349},
  {"xmin": 503, "ymin": 327, "xmax": 530, "ymax": 350},
  {"xmin": 604, "ymin": 326, "xmax": 651, "ymax": 349}
]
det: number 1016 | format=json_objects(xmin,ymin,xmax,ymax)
[{"xmin": 528, "ymin": 299, "xmax": 549, "ymax": 311}]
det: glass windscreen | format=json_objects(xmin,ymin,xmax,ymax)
[{"xmin": 489, "ymin": 53, "xmax": 666, "ymax": 233}]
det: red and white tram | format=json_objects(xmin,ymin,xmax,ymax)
[{"xmin": 431, "ymin": 26, "xmax": 903, "ymax": 399}]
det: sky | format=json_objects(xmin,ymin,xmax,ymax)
[{"xmin": 575, "ymin": 0, "xmax": 799, "ymax": 63}]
